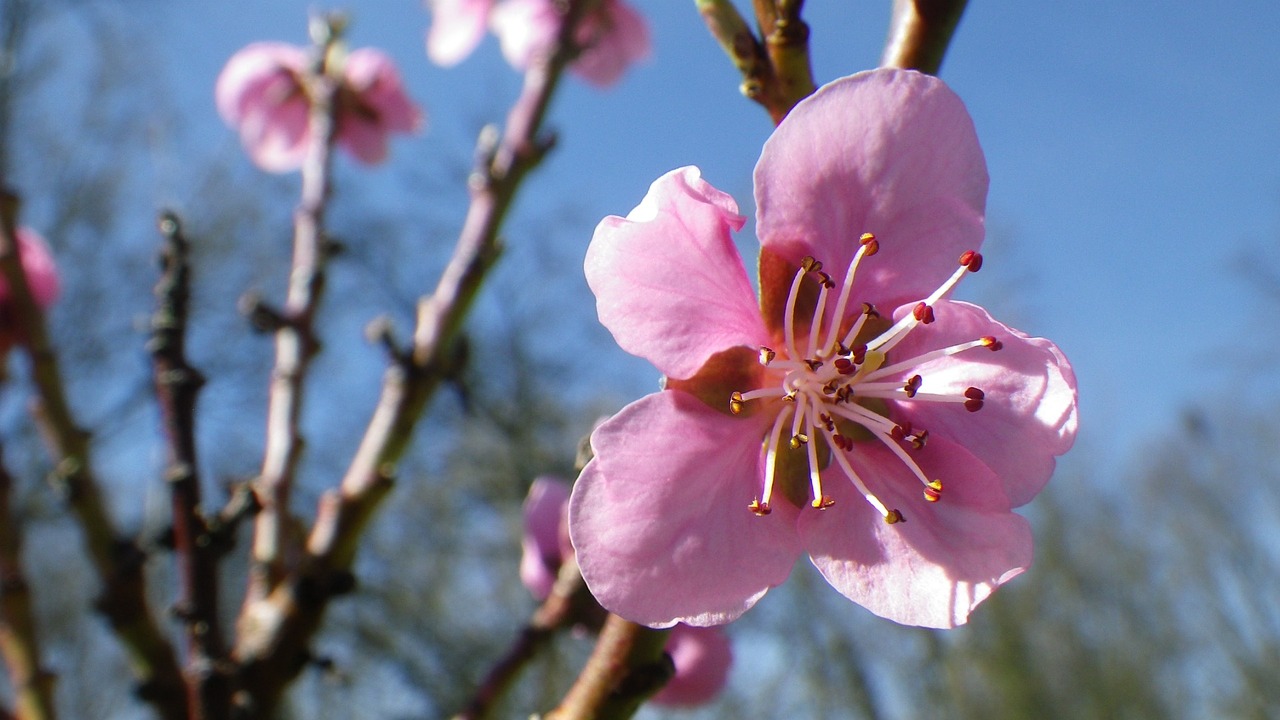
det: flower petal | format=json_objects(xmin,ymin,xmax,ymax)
[
  {"xmin": 571, "ymin": 0, "xmax": 650, "ymax": 87},
  {"xmin": 585, "ymin": 166, "xmax": 768, "ymax": 380},
  {"xmin": 489, "ymin": 0, "xmax": 559, "ymax": 70},
  {"xmin": 886, "ymin": 300, "xmax": 1078, "ymax": 507},
  {"xmin": 215, "ymin": 42, "xmax": 307, "ymax": 126},
  {"xmin": 570, "ymin": 390, "xmax": 802, "ymax": 627},
  {"xmin": 652, "ymin": 625, "xmax": 733, "ymax": 707},
  {"xmin": 520, "ymin": 477, "xmax": 572, "ymax": 601},
  {"xmin": 426, "ymin": 0, "xmax": 494, "ymax": 66},
  {"xmin": 344, "ymin": 48, "xmax": 424, "ymax": 133},
  {"xmin": 755, "ymin": 68, "xmax": 988, "ymax": 312},
  {"xmin": 799, "ymin": 435, "xmax": 1031, "ymax": 628}
]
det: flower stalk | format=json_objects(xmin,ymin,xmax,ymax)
[{"xmin": 695, "ymin": 0, "xmax": 815, "ymax": 124}]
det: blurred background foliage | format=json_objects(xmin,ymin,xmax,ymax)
[{"xmin": 1, "ymin": 1, "xmax": 1277, "ymax": 718}]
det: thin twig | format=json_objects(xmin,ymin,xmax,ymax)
[
  {"xmin": 149, "ymin": 211, "xmax": 233, "ymax": 719},
  {"xmin": 0, "ymin": 443, "xmax": 58, "ymax": 720},
  {"xmin": 229, "ymin": 3, "xmax": 597, "ymax": 715},
  {"xmin": 249, "ymin": 15, "xmax": 344, "ymax": 603},
  {"xmin": 880, "ymin": 0, "xmax": 970, "ymax": 75},
  {"xmin": 0, "ymin": 188, "xmax": 186, "ymax": 719}
]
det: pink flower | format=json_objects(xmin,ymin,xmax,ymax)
[
  {"xmin": 520, "ymin": 477, "xmax": 732, "ymax": 706},
  {"xmin": 216, "ymin": 42, "xmax": 422, "ymax": 172},
  {"xmin": 0, "ymin": 227, "xmax": 60, "ymax": 352},
  {"xmin": 426, "ymin": 0, "xmax": 648, "ymax": 87},
  {"xmin": 571, "ymin": 69, "xmax": 1079, "ymax": 630}
]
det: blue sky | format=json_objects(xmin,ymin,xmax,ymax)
[{"xmin": 137, "ymin": 0, "xmax": 1280, "ymax": 473}]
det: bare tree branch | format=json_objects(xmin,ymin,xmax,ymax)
[{"xmin": 880, "ymin": 0, "xmax": 969, "ymax": 75}]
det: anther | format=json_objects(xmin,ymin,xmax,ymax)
[
  {"xmin": 850, "ymin": 344, "xmax": 867, "ymax": 364},
  {"xmin": 800, "ymin": 256, "xmax": 822, "ymax": 273},
  {"xmin": 812, "ymin": 496, "xmax": 835, "ymax": 509},
  {"xmin": 963, "ymin": 387, "xmax": 985, "ymax": 412},
  {"xmin": 833, "ymin": 357, "xmax": 855, "ymax": 375},
  {"xmin": 890, "ymin": 423, "xmax": 911, "ymax": 442},
  {"xmin": 805, "ymin": 359, "xmax": 824, "ymax": 371},
  {"xmin": 860, "ymin": 232, "xmax": 879, "ymax": 255},
  {"xmin": 959, "ymin": 250, "xmax": 983, "ymax": 272},
  {"xmin": 789, "ymin": 433, "xmax": 809, "ymax": 449},
  {"xmin": 923, "ymin": 479, "xmax": 943, "ymax": 503},
  {"xmin": 759, "ymin": 347, "xmax": 776, "ymax": 365},
  {"xmin": 862, "ymin": 303, "xmax": 879, "ymax": 318},
  {"xmin": 903, "ymin": 374, "xmax": 922, "ymax": 398},
  {"xmin": 912, "ymin": 302, "xmax": 935, "ymax": 324},
  {"xmin": 729, "ymin": 391, "xmax": 745, "ymax": 415},
  {"xmin": 910, "ymin": 429, "xmax": 929, "ymax": 449},
  {"xmin": 981, "ymin": 336, "xmax": 1003, "ymax": 351},
  {"xmin": 748, "ymin": 499, "xmax": 772, "ymax": 516},
  {"xmin": 884, "ymin": 509, "xmax": 906, "ymax": 524}
]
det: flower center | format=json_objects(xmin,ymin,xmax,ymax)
[{"xmin": 731, "ymin": 234, "xmax": 1001, "ymax": 524}]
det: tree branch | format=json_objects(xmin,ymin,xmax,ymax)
[
  {"xmin": 0, "ymin": 443, "xmax": 58, "ymax": 720},
  {"xmin": 696, "ymin": 0, "xmax": 814, "ymax": 124},
  {"xmin": 879, "ymin": 0, "xmax": 969, "ymax": 75},
  {"xmin": 149, "ymin": 211, "xmax": 232, "ymax": 720},
  {"xmin": 543, "ymin": 614, "xmax": 671, "ymax": 720},
  {"xmin": 249, "ymin": 14, "xmax": 344, "ymax": 604},
  {"xmin": 229, "ymin": 2, "xmax": 597, "ymax": 714},
  {"xmin": 0, "ymin": 188, "xmax": 186, "ymax": 719}
]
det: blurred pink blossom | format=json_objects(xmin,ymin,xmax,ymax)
[
  {"xmin": 0, "ymin": 227, "xmax": 60, "ymax": 352},
  {"xmin": 216, "ymin": 42, "xmax": 422, "ymax": 172},
  {"xmin": 571, "ymin": 69, "xmax": 1079, "ymax": 630},
  {"xmin": 426, "ymin": 0, "xmax": 648, "ymax": 87},
  {"xmin": 520, "ymin": 477, "xmax": 732, "ymax": 706}
]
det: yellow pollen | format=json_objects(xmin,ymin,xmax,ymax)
[
  {"xmin": 884, "ymin": 509, "xmax": 906, "ymax": 524},
  {"xmin": 729, "ymin": 391, "xmax": 745, "ymax": 415}
]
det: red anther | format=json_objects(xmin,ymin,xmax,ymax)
[
  {"xmin": 862, "ymin": 303, "xmax": 880, "ymax": 318},
  {"xmin": 903, "ymin": 374, "xmax": 923, "ymax": 398},
  {"xmin": 913, "ymin": 302, "xmax": 935, "ymax": 324},
  {"xmin": 834, "ymin": 357, "xmax": 855, "ymax": 375},
  {"xmin": 910, "ymin": 429, "xmax": 929, "ymax": 449},
  {"xmin": 813, "ymin": 495, "xmax": 836, "ymax": 510},
  {"xmin": 985, "ymin": 338, "xmax": 1004, "ymax": 351},
  {"xmin": 890, "ymin": 422, "xmax": 912, "ymax": 441},
  {"xmin": 749, "ymin": 499, "xmax": 772, "ymax": 516},
  {"xmin": 832, "ymin": 433, "xmax": 852, "ymax": 451},
  {"xmin": 964, "ymin": 387, "xmax": 985, "ymax": 400},
  {"xmin": 860, "ymin": 232, "xmax": 880, "ymax": 256},
  {"xmin": 850, "ymin": 344, "xmax": 867, "ymax": 364},
  {"xmin": 884, "ymin": 508, "xmax": 906, "ymax": 524},
  {"xmin": 959, "ymin": 250, "xmax": 984, "ymax": 272}
]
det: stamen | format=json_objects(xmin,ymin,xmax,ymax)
[
  {"xmin": 821, "ymin": 424, "xmax": 895, "ymax": 519},
  {"xmin": 783, "ymin": 261, "xmax": 810, "ymax": 361},
  {"xmin": 868, "ymin": 253, "xmax": 982, "ymax": 354},
  {"xmin": 822, "ymin": 234, "xmax": 879, "ymax": 355},
  {"xmin": 923, "ymin": 479, "xmax": 943, "ymax": 503},
  {"xmin": 805, "ymin": 404, "xmax": 830, "ymax": 509},
  {"xmin": 730, "ymin": 391, "xmax": 745, "ymax": 415},
  {"xmin": 964, "ymin": 387, "xmax": 985, "ymax": 412},
  {"xmin": 759, "ymin": 346, "xmax": 777, "ymax": 365},
  {"xmin": 754, "ymin": 406, "xmax": 792, "ymax": 516},
  {"xmin": 903, "ymin": 374, "xmax": 922, "ymax": 398},
  {"xmin": 863, "ymin": 337, "xmax": 996, "ymax": 382}
]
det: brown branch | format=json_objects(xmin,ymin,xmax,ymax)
[
  {"xmin": 229, "ymin": 2, "xmax": 598, "ymax": 715},
  {"xmin": 543, "ymin": 614, "xmax": 672, "ymax": 720},
  {"xmin": 0, "ymin": 443, "xmax": 58, "ymax": 720},
  {"xmin": 149, "ymin": 211, "xmax": 232, "ymax": 720},
  {"xmin": 0, "ymin": 189, "xmax": 186, "ymax": 718},
  {"xmin": 452, "ymin": 558, "xmax": 606, "ymax": 720},
  {"xmin": 248, "ymin": 15, "xmax": 344, "ymax": 603},
  {"xmin": 880, "ymin": 0, "xmax": 970, "ymax": 75}
]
